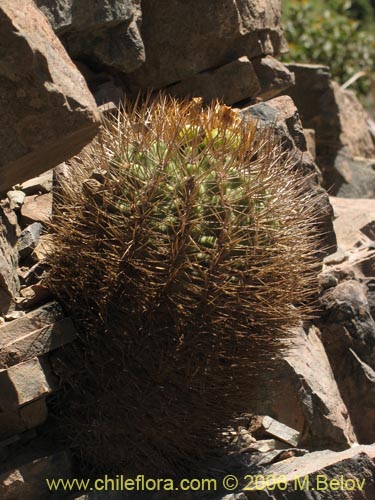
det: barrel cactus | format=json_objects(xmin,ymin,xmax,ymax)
[{"xmin": 47, "ymin": 97, "xmax": 321, "ymax": 475}]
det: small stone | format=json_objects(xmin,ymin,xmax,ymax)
[
  {"xmin": 6, "ymin": 190, "xmax": 25, "ymax": 211},
  {"xmin": 20, "ymin": 193, "xmax": 52, "ymax": 226},
  {"xmin": 17, "ymin": 284, "xmax": 52, "ymax": 309},
  {"xmin": 21, "ymin": 171, "xmax": 53, "ymax": 195},
  {"xmin": 323, "ymin": 247, "xmax": 347, "ymax": 266},
  {"xmin": 248, "ymin": 439, "xmax": 277, "ymax": 452},
  {"xmin": 17, "ymin": 223, "xmax": 43, "ymax": 260},
  {"xmin": 261, "ymin": 415, "xmax": 300, "ymax": 447},
  {"xmin": 4, "ymin": 311, "xmax": 25, "ymax": 322},
  {"xmin": 319, "ymin": 272, "xmax": 338, "ymax": 290}
]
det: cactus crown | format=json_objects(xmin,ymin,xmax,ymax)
[{"xmin": 47, "ymin": 97, "xmax": 321, "ymax": 475}]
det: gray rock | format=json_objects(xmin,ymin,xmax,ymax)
[
  {"xmin": 17, "ymin": 223, "xmax": 43, "ymax": 260},
  {"xmin": 167, "ymin": 57, "xmax": 261, "ymax": 105},
  {"xmin": 333, "ymin": 152, "xmax": 375, "ymax": 199},
  {"xmin": 36, "ymin": 0, "xmax": 145, "ymax": 74},
  {"xmin": 0, "ymin": 0, "xmax": 100, "ymax": 194}
]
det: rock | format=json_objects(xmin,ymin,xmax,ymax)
[
  {"xmin": 167, "ymin": 57, "xmax": 261, "ymax": 105},
  {"xmin": 330, "ymin": 197, "xmax": 375, "ymax": 250},
  {"xmin": 0, "ymin": 302, "xmax": 64, "ymax": 345},
  {"xmin": 361, "ymin": 221, "xmax": 375, "ymax": 241},
  {"xmin": 323, "ymin": 247, "xmax": 348, "ymax": 266},
  {"xmin": 20, "ymin": 172, "xmax": 53, "ymax": 196},
  {"xmin": 3, "ymin": 312, "xmax": 25, "ymax": 322},
  {"xmin": 304, "ymin": 128, "xmax": 316, "ymax": 160},
  {"xmin": 20, "ymin": 193, "xmax": 52, "ymax": 227},
  {"xmin": 0, "ymin": 316, "xmax": 77, "ymax": 369},
  {"xmin": 0, "ymin": 357, "xmax": 57, "ymax": 412},
  {"xmin": 93, "ymin": 81, "xmax": 125, "ymax": 107},
  {"xmin": 6, "ymin": 192, "xmax": 25, "ymax": 212},
  {"xmin": 17, "ymin": 223, "xmax": 43, "ymax": 261},
  {"xmin": 318, "ymin": 272, "xmax": 338, "ymax": 290},
  {"xmin": 251, "ymin": 55, "xmax": 295, "ymax": 100},
  {"xmin": 36, "ymin": 0, "xmax": 144, "ymax": 74},
  {"xmin": 267, "ymin": 325, "xmax": 357, "ymax": 449},
  {"xmin": 319, "ymin": 280, "xmax": 375, "ymax": 442},
  {"xmin": 261, "ymin": 416, "xmax": 300, "ymax": 447},
  {"xmin": 123, "ymin": 0, "xmax": 287, "ymax": 92},
  {"xmin": 0, "ymin": 209, "xmax": 19, "ymax": 314},
  {"xmin": 243, "ymin": 445, "xmax": 375, "ymax": 499},
  {"xmin": 0, "ymin": 399, "xmax": 48, "ymax": 440},
  {"xmin": 284, "ymin": 63, "xmax": 375, "ymax": 195},
  {"xmin": 280, "ymin": 327, "xmax": 357, "ymax": 449},
  {"xmin": 241, "ymin": 96, "xmax": 337, "ymax": 256},
  {"xmin": 17, "ymin": 284, "xmax": 52, "ymax": 310},
  {"xmin": 332, "ymin": 152, "xmax": 375, "ymax": 199},
  {"xmin": 31, "ymin": 234, "xmax": 53, "ymax": 263},
  {"xmin": 0, "ymin": 451, "xmax": 71, "ymax": 500},
  {"xmin": 0, "ymin": 0, "xmax": 100, "ymax": 194}
]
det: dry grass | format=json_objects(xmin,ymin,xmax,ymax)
[{"xmin": 46, "ymin": 96, "xmax": 322, "ymax": 475}]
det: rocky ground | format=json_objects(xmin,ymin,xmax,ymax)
[{"xmin": 0, "ymin": 1, "xmax": 375, "ymax": 499}]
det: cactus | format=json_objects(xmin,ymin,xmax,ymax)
[{"xmin": 47, "ymin": 97, "xmax": 321, "ymax": 475}]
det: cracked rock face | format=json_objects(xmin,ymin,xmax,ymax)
[
  {"xmin": 124, "ymin": 0, "xmax": 287, "ymax": 91},
  {"xmin": 36, "ymin": 0, "xmax": 145, "ymax": 74}
]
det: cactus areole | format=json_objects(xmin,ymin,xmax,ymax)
[{"xmin": 47, "ymin": 97, "xmax": 321, "ymax": 474}]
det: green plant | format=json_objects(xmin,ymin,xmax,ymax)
[
  {"xmin": 283, "ymin": 0, "xmax": 375, "ymax": 95},
  {"xmin": 47, "ymin": 97, "xmax": 321, "ymax": 475}
]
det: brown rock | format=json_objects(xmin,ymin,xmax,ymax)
[
  {"xmin": 0, "ymin": 317, "xmax": 77, "ymax": 369},
  {"xmin": 270, "ymin": 325, "xmax": 356, "ymax": 449},
  {"xmin": 0, "ymin": 357, "xmax": 57, "ymax": 412},
  {"xmin": 252, "ymin": 55, "xmax": 295, "ymax": 100},
  {"xmin": 20, "ymin": 193, "xmax": 52, "ymax": 226},
  {"xmin": 123, "ymin": 0, "xmax": 287, "ymax": 92},
  {"xmin": 320, "ymin": 280, "xmax": 375, "ymax": 443},
  {"xmin": 284, "ymin": 63, "xmax": 375, "ymax": 196},
  {"xmin": 0, "ymin": 451, "xmax": 71, "ymax": 500},
  {"xmin": 0, "ymin": 302, "xmax": 64, "ymax": 346},
  {"xmin": 0, "ymin": 399, "xmax": 48, "ymax": 440},
  {"xmin": 0, "ymin": 208, "xmax": 19, "ymax": 315},
  {"xmin": 245, "ymin": 445, "xmax": 375, "ymax": 499},
  {"xmin": 304, "ymin": 128, "xmax": 316, "ymax": 160},
  {"xmin": 330, "ymin": 197, "xmax": 375, "ymax": 250},
  {"xmin": 17, "ymin": 284, "xmax": 52, "ymax": 309},
  {"xmin": 20, "ymin": 172, "xmax": 53, "ymax": 196},
  {"xmin": 0, "ymin": 0, "xmax": 100, "ymax": 194},
  {"xmin": 167, "ymin": 57, "xmax": 261, "ymax": 105}
]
